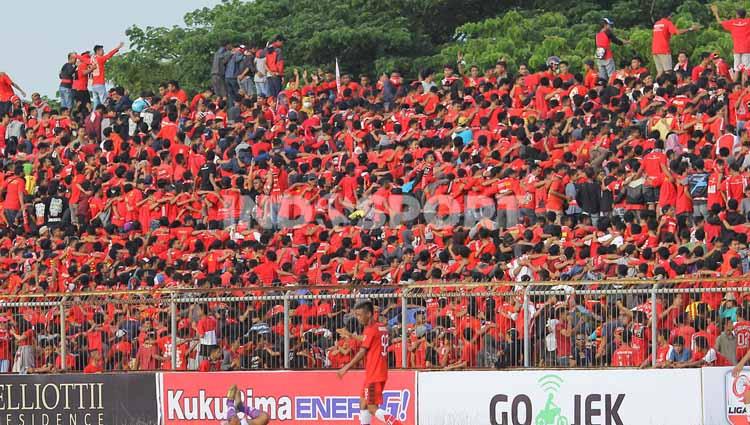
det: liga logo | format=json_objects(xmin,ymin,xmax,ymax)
[{"xmin": 726, "ymin": 371, "xmax": 750, "ymax": 425}]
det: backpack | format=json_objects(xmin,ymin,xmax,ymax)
[{"xmin": 625, "ymin": 179, "xmax": 645, "ymax": 204}]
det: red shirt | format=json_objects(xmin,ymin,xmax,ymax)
[
  {"xmin": 83, "ymin": 362, "xmax": 103, "ymax": 373},
  {"xmin": 642, "ymin": 150, "xmax": 667, "ymax": 187},
  {"xmin": 652, "ymin": 18, "xmax": 678, "ymax": 54},
  {"xmin": 136, "ymin": 344, "xmax": 158, "ymax": 370},
  {"xmin": 3, "ymin": 175, "xmax": 24, "ymax": 210},
  {"xmin": 735, "ymin": 320, "xmax": 750, "ymax": 359},
  {"xmin": 158, "ymin": 336, "xmax": 189, "ymax": 370},
  {"xmin": 199, "ymin": 358, "xmax": 222, "ymax": 372},
  {"xmin": 73, "ymin": 59, "xmax": 91, "ymax": 91},
  {"xmin": 91, "ymin": 48, "xmax": 120, "ymax": 86},
  {"xmin": 362, "ymin": 322, "xmax": 388, "ymax": 384},
  {"xmin": 611, "ymin": 345, "xmax": 640, "ymax": 367},
  {"xmin": 0, "ymin": 74, "xmax": 15, "ymax": 102},
  {"xmin": 0, "ymin": 329, "xmax": 10, "ymax": 360},
  {"xmin": 596, "ymin": 30, "xmax": 614, "ymax": 60},
  {"xmin": 722, "ymin": 19, "xmax": 750, "ymax": 53}
]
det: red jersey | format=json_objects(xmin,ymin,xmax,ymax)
[
  {"xmin": 91, "ymin": 48, "xmax": 120, "ymax": 86},
  {"xmin": 655, "ymin": 344, "xmax": 671, "ymax": 366},
  {"xmin": 362, "ymin": 322, "xmax": 389, "ymax": 384},
  {"xmin": 0, "ymin": 74, "xmax": 15, "ymax": 102},
  {"xmin": 596, "ymin": 30, "xmax": 614, "ymax": 60},
  {"xmin": 611, "ymin": 345, "xmax": 640, "ymax": 367},
  {"xmin": 642, "ymin": 150, "xmax": 667, "ymax": 187},
  {"xmin": 0, "ymin": 328, "xmax": 10, "ymax": 361},
  {"xmin": 722, "ymin": 19, "xmax": 750, "ymax": 53},
  {"xmin": 158, "ymin": 336, "xmax": 190, "ymax": 370},
  {"xmin": 735, "ymin": 320, "xmax": 750, "ymax": 360},
  {"xmin": 652, "ymin": 18, "xmax": 678, "ymax": 54}
]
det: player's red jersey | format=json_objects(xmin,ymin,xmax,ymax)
[
  {"xmin": 735, "ymin": 320, "xmax": 750, "ymax": 360},
  {"xmin": 362, "ymin": 322, "xmax": 389, "ymax": 384}
]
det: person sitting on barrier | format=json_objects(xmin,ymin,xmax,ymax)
[
  {"xmin": 683, "ymin": 335, "xmax": 732, "ymax": 367},
  {"xmin": 223, "ymin": 384, "xmax": 270, "ymax": 425},
  {"xmin": 199, "ymin": 345, "xmax": 224, "ymax": 371},
  {"xmin": 27, "ymin": 341, "xmax": 58, "ymax": 374},
  {"xmin": 665, "ymin": 336, "xmax": 692, "ymax": 367},
  {"xmin": 83, "ymin": 350, "xmax": 104, "ymax": 373}
]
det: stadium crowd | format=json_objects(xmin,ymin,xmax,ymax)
[{"xmin": 0, "ymin": 9, "xmax": 750, "ymax": 374}]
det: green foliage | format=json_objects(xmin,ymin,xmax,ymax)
[
  {"xmin": 438, "ymin": 0, "xmax": 740, "ymax": 79},
  {"xmin": 108, "ymin": 0, "xmax": 749, "ymax": 94}
]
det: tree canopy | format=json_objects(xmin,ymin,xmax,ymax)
[{"xmin": 108, "ymin": 0, "xmax": 749, "ymax": 94}]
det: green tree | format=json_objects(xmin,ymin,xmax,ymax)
[{"xmin": 108, "ymin": 0, "xmax": 749, "ymax": 95}]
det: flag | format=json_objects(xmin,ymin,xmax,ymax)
[{"xmin": 335, "ymin": 58, "xmax": 341, "ymax": 95}]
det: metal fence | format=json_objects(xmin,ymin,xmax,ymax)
[{"xmin": 0, "ymin": 278, "xmax": 745, "ymax": 373}]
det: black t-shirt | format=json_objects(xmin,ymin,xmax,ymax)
[
  {"xmin": 59, "ymin": 63, "xmax": 76, "ymax": 89},
  {"xmin": 688, "ymin": 172, "xmax": 709, "ymax": 201},
  {"xmin": 198, "ymin": 162, "xmax": 217, "ymax": 191}
]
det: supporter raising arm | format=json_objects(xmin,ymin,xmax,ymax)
[
  {"xmin": 652, "ymin": 12, "xmax": 700, "ymax": 76},
  {"xmin": 0, "ymin": 72, "xmax": 26, "ymax": 117},
  {"xmin": 89, "ymin": 42, "xmax": 125, "ymax": 107},
  {"xmin": 711, "ymin": 4, "xmax": 750, "ymax": 79}
]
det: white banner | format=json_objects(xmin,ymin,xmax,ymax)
[
  {"xmin": 703, "ymin": 366, "xmax": 750, "ymax": 425},
  {"xmin": 418, "ymin": 369, "xmax": 702, "ymax": 425}
]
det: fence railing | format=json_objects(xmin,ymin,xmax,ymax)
[{"xmin": 0, "ymin": 278, "xmax": 745, "ymax": 373}]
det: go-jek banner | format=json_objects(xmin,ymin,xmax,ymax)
[
  {"xmin": 417, "ymin": 369, "xmax": 702, "ymax": 425},
  {"xmin": 156, "ymin": 371, "xmax": 416, "ymax": 425}
]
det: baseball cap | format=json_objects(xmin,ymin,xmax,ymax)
[{"xmin": 602, "ymin": 17, "xmax": 614, "ymax": 26}]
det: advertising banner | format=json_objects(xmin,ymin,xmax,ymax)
[
  {"xmin": 0, "ymin": 373, "xmax": 158, "ymax": 425},
  {"xmin": 158, "ymin": 370, "xmax": 416, "ymax": 425},
  {"xmin": 418, "ymin": 369, "xmax": 702, "ymax": 425},
  {"xmin": 702, "ymin": 366, "xmax": 750, "ymax": 425}
]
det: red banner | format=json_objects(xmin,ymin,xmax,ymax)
[{"xmin": 158, "ymin": 370, "xmax": 416, "ymax": 424}]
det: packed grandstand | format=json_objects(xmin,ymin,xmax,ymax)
[{"xmin": 1, "ymin": 7, "xmax": 750, "ymax": 376}]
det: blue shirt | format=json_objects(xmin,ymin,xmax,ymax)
[
  {"xmin": 667, "ymin": 346, "xmax": 692, "ymax": 362},
  {"xmin": 225, "ymin": 53, "xmax": 244, "ymax": 79}
]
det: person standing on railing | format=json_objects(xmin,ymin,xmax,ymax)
[
  {"xmin": 88, "ymin": 42, "xmax": 124, "ymax": 107},
  {"xmin": 595, "ymin": 18, "xmax": 630, "ymax": 81},
  {"xmin": 652, "ymin": 13, "xmax": 700, "ymax": 77},
  {"xmin": 711, "ymin": 5, "xmax": 750, "ymax": 81}
]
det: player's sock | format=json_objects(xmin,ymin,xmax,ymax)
[
  {"xmin": 359, "ymin": 410, "xmax": 372, "ymax": 425},
  {"xmin": 374, "ymin": 409, "xmax": 401, "ymax": 425}
]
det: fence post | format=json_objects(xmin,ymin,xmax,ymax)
[
  {"xmin": 59, "ymin": 301, "xmax": 66, "ymax": 371},
  {"xmin": 283, "ymin": 291, "xmax": 290, "ymax": 369},
  {"xmin": 401, "ymin": 293, "xmax": 408, "ymax": 369},
  {"xmin": 523, "ymin": 288, "xmax": 530, "ymax": 368},
  {"xmin": 171, "ymin": 292, "xmax": 178, "ymax": 370},
  {"xmin": 651, "ymin": 284, "xmax": 658, "ymax": 368}
]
